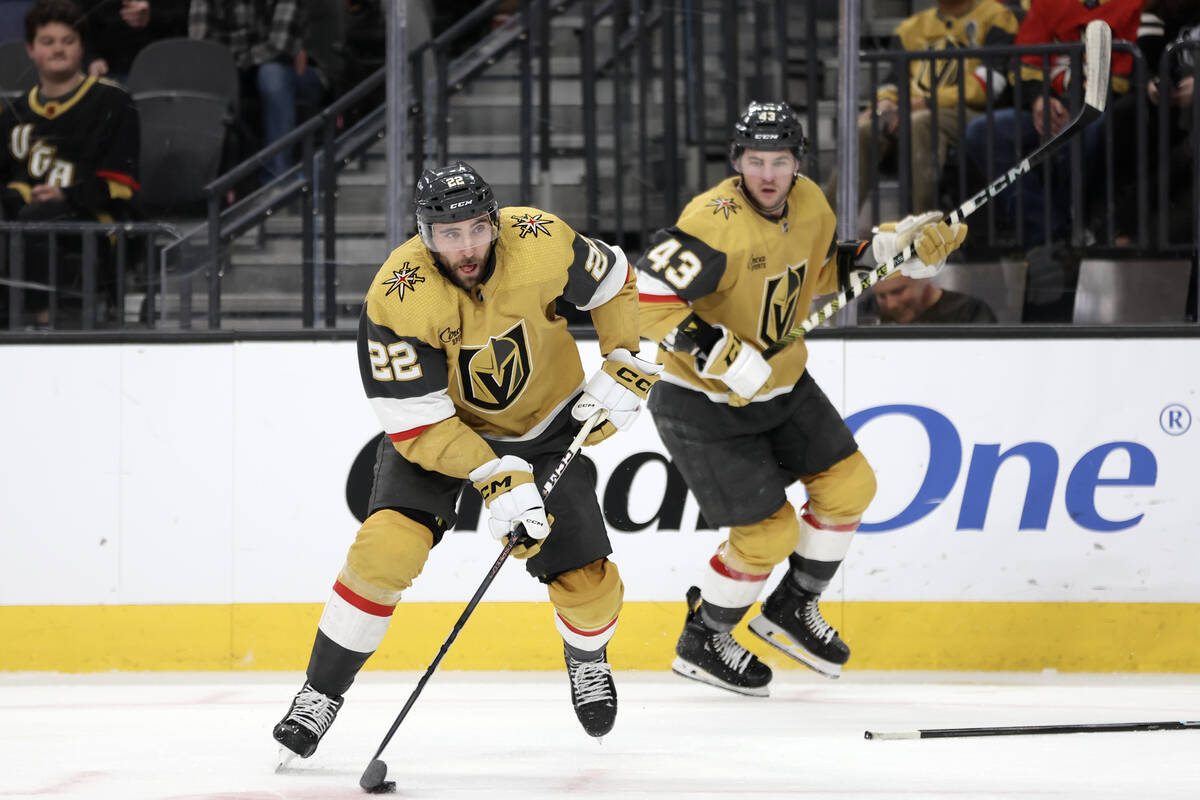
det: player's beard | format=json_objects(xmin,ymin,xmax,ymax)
[{"xmin": 438, "ymin": 246, "xmax": 492, "ymax": 291}]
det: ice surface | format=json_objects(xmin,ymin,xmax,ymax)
[{"xmin": 2, "ymin": 670, "xmax": 1199, "ymax": 799}]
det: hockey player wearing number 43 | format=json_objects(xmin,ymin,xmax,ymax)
[
  {"xmin": 272, "ymin": 161, "xmax": 661, "ymax": 765},
  {"xmin": 636, "ymin": 101, "xmax": 967, "ymax": 695}
]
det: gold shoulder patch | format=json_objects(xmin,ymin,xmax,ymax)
[
  {"xmin": 365, "ymin": 237, "xmax": 459, "ymax": 339},
  {"xmin": 494, "ymin": 206, "xmax": 577, "ymax": 287},
  {"xmin": 507, "ymin": 209, "xmax": 557, "ymax": 239}
]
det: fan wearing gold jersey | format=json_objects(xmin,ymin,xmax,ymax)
[
  {"xmin": 272, "ymin": 161, "xmax": 661, "ymax": 763},
  {"xmin": 824, "ymin": 0, "xmax": 1019, "ymax": 218},
  {"xmin": 637, "ymin": 102, "xmax": 965, "ymax": 695}
]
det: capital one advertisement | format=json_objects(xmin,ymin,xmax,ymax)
[
  {"xmin": 0, "ymin": 338, "xmax": 1196, "ymax": 607},
  {"xmin": 343, "ymin": 338, "xmax": 1198, "ymax": 606}
]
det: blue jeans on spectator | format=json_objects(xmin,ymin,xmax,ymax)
[
  {"xmin": 964, "ymin": 108, "xmax": 1106, "ymax": 246},
  {"xmin": 256, "ymin": 60, "xmax": 325, "ymax": 182}
]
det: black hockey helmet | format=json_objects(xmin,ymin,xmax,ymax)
[
  {"xmin": 414, "ymin": 161, "xmax": 499, "ymax": 251},
  {"xmin": 729, "ymin": 101, "xmax": 808, "ymax": 163}
]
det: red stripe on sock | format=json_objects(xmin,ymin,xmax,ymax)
[
  {"xmin": 556, "ymin": 613, "xmax": 618, "ymax": 637},
  {"xmin": 796, "ymin": 506, "xmax": 864, "ymax": 532},
  {"xmin": 708, "ymin": 554, "xmax": 769, "ymax": 582},
  {"xmin": 638, "ymin": 292, "xmax": 682, "ymax": 303},
  {"xmin": 332, "ymin": 581, "xmax": 395, "ymax": 617}
]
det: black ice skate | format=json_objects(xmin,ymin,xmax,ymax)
[
  {"xmin": 272, "ymin": 682, "xmax": 345, "ymax": 767},
  {"xmin": 671, "ymin": 586, "xmax": 772, "ymax": 697},
  {"xmin": 749, "ymin": 583, "xmax": 850, "ymax": 679},
  {"xmin": 564, "ymin": 647, "xmax": 617, "ymax": 737}
]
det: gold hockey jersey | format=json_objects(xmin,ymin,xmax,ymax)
[
  {"xmin": 636, "ymin": 176, "xmax": 837, "ymax": 401},
  {"xmin": 360, "ymin": 206, "xmax": 639, "ymax": 478},
  {"xmin": 876, "ymin": 0, "xmax": 1020, "ymax": 110}
]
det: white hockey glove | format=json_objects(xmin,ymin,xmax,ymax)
[
  {"xmin": 872, "ymin": 211, "xmax": 968, "ymax": 280},
  {"xmin": 469, "ymin": 455, "xmax": 550, "ymax": 559},
  {"xmin": 696, "ymin": 325, "xmax": 771, "ymax": 401},
  {"xmin": 571, "ymin": 348, "xmax": 663, "ymax": 445}
]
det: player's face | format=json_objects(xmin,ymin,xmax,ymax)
[
  {"xmin": 429, "ymin": 214, "xmax": 496, "ymax": 290},
  {"xmin": 737, "ymin": 149, "xmax": 797, "ymax": 215},
  {"xmin": 27, "ymin": 22, "xmax": 83, "ymax": 83},
  {"xmin": 874, "ymin": 274, "xmax": 927, "ymax": 324}
]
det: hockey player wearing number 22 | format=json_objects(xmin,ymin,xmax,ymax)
[
  {"xmin": 635, "ymin": 102, "xmax": 967, "ymax": 695},
  {"xmin": 272, "ymin": 162, "xmax": 661, "ymax": 763}
]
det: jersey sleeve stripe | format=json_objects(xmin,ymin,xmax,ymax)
[
  {"xmin": 388, "ymin": 424, "xmax": 433, "ymax": 442},
  {"xmin": 574, "ymin": 242, "xmax": 631, "ymax": 311},
  {"xmin": 369, "ymin": 391, "xmax": 455, "ymax": 438},
  {"xmin": 635, "ymin": 271, "xmax": 683, "ymax": 302},
  {"xmin": 639, "ymin": 292, "xmax": 683, "ymax": 303},
  {"xmin": 96, "ymin": 170, "xmax": 139, "ymax": 190}
]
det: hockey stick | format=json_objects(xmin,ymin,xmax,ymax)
[
  {"xmin": 359, "ymin": 409, "xmax": 607, "ymax": 794},
  {"xmin": 762, "ymin": 19, "xmax": 1113, "ymax": 359},
  {"xmin": 865, "ymin": 719, "xmax": 1200, "ymax": 741}
]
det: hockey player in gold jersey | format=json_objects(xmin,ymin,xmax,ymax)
[
  {"xmin": 273, "ymin": 162, "xmax": 661, "ymax": 762},
  {"xmin": 637, "ymin": 101, "xmax": 965, "ymax": 694}
]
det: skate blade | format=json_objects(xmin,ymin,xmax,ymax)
[
  {"xmin": 670, "ymin": 656, "xmax": 770, "ymax": 697},
  {"xmin": 275, "ymin": 745, "xmax": 300, "ymax": 772},
  {"xmin": 747, "ymin": 617, "xmax": 843, "ymax": 679}
]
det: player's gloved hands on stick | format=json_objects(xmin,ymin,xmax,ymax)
[
  {"xmin": 572, "ymin": 347, "xmax": 663, "ymax": 445},
  {"xmin": 696, "ymin": 325, "xmax": 771, "ymax": 401},
  {"xmin": 470, "ymin": 455, "xmax": 550, "ymax": 559},
  {"xmin": 872, "ymin": 210, "xmax": 968, "ymax": 280}
]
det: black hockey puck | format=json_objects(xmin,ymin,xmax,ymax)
[{"xmin": 359, "ymin": 759, "xmax": 395, "ymax": 793}]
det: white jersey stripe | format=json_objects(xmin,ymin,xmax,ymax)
[
  {"xmin": 369, "ymin": 391, "xmax": 456, "ymax": 436},
  {"xmin": 576, "ymin": 243, "xmax": 632, "ymax": 311},
  {"xmin": 635, "ymin": 270, "xmax": 681, "ymax": 300}
]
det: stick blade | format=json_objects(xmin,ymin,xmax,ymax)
[
  {"xmin": 360, "ymin": 758, "xmax": 396, "ymax": 793},
  {"xmin": 1083, "ymin": 20, "xmax": 1113, "ymax": 112}
]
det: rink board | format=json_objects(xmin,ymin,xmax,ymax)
[{"xmin": 2, "ymin": 338, "xmax": 1197, "ymax": 671}]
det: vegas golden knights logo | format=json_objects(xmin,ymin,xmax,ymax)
[
  {"xmin": 758, "ymin": 262, "xmax": 806, "ymax": 344},
  {"xmin": 913, "ymin": 38, "xmax": 966, "ymax": 95},
  {"xmin": 457, "ymin": 320, "xmax": 532, "ymax": 412}
]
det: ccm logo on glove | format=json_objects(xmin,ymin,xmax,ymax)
[{"xmin": 614, "ymin": 365, "xmax": 657, "ymax": 395}]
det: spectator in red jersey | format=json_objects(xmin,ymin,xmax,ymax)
[{"xmin": 963, "ymin": 0, "xmax": 1144, "ymax": 249}]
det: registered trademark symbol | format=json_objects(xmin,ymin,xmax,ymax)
[{"xmin": 1159, "ymin": 403, "xmax": 1191, "ymax": 436}]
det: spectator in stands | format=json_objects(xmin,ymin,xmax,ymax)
[
  {"xmin": 188, "ymin": 0, "xmax": 326, "ymax": 182},
  {"xmin": 78, "ymin": 0, "xmax": 187, "ymax": 85},
  {"xmin": 1107, "ymin": 0, "xmax": 1200, "ymax": 246},
  {"xmin": 823, "ymin": 0, "xmax": 1018, "ymax": 223},
  {"xmin": 999, "ymin": 0, "xmax": 1029, "ymax": 24},
  {"xmin": 0, "ymin": 0, "xmax": 139, "ymax": 327},
  {"xmin": 962, "ymin": 0, "xmax": 1143, "ymax": 248},
  {"xmin": 860, "ymin": 272, "xmax": 997, "ymax": 323}
]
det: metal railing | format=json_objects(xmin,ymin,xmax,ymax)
[
  {"xmin": 859, "ymin": 40, "xmax": 1200, "ymax": 257},
  {"xmin": 5, "ymin": 5, "xmax": 1196, "ymax": 334},
  {"xmin": 1, "ymin": 221, "xmax": 185, "ymax": 330}
]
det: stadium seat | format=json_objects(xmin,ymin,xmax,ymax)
[
  {"xmin": 1072, "ymin": 259, "xmax": 1194, "ymax": 324},
  {"xmin": 126, "ymin": 38, "xmax": 239, "ymax": 115},
  {"xmin": 933, "ymin": 259, "xmax": 1028, "ymax": 323},
  {"xmin": 134, "ymin": 91, "xmax": 229, "ymax": 217},
  {"xmin": 0, "ymin": 38, "xmax": 36, "ymax": 101}
]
